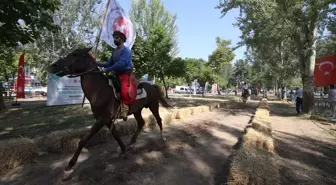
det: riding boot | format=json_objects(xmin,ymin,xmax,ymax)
[{"xmin": 120, "ymin": 103, "xmax": 129, "ymax": 121}]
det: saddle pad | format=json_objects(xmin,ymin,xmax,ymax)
[
  {"xmin": 109, "ymin": 79, "xmax": 147, "ymax": 100},
  {"xmin": 136, "ymin": 88, "xmax": 147, "ymax": 100}
]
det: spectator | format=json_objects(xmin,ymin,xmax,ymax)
[
  {"xmin": 296, "ymin": 87, "xmax": 303, "ymax": 114},
  {"xmin": 328, "ymin": 84, "xmax": 336, "ymax": 118}
]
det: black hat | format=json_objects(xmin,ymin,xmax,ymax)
[{"xmin": 113, "ymin": 31, "xmax": 126, "ymax": 42}]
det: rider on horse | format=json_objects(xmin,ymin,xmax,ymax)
[
  {"xmin": 96, "ymin": 30, "xmax": 135, "ymax": 120},
  {"xmin": 242, "ymin": 82, "xmax": 250, "ymax": 97}
]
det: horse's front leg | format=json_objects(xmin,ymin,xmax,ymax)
[
  {"xmin": 62, "ymin": 120, "xmax": 105, "ymax": 181},
  {"xmin": 128, "ymin": 111, "xmax": 145, "ymax": 148},
  {"xmin": 106, "ymin": 119, "xmax": 126, "ymax": 157}
]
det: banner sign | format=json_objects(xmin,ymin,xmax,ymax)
[{"xmin": 47, "ymin": 74, "xmax": 89, "ymax": 106}]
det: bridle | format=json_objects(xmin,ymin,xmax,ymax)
[{"xmin": 58, "ymin": 55, "xmax": 102, "ymax": 78}]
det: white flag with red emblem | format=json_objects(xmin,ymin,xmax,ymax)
[{"xmin": 101, "ymin": 0, "xmax": 136, "ymax": 49}]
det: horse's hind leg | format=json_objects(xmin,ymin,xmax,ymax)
[
  {"xmin": 63, "ymin": 121, "xmax": 105, "ymax": 181},
  {"xmin": 149, "ymin": 104, "xmax": 166, "ymax": 141},
  {"xmin": 128, "ymin": 110, "xmax": 145, "ymax": 147},
  {"xmin": 106, "ymin": 119, "xmax": 126, "ymax": 156}
]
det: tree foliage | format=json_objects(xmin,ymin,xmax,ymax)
[
  {"xmin": 217, "ymin": 0, "xmax": 336, "ymax": 113},
  {"xmin": 0, "ymin": 0, "xmax": 60, "ymax": 47},
  {"xmin": 0, "ymin": 0, "xmax": 61, "ymax": 110},
  {"xmin": 208, "ymin": 37, "xmax": 235, "ymax": 73},
  {"xmin": 23, "ymin": 0, "xmax": 103, "ymax": 83},
  {"xmin": 130, "ymin": 0, "xmax": 178, "ymax": 55}
]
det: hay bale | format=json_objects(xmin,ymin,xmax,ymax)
[
  {"xmin": 191, "ymin": 106, "xmax": 203, "ymax": 115},
  {"xmin": 86, "ymin": 128, "xmax": 109, "ymax": 147},
  {"xmin": 254, "ymin": 110, "xmax": 271, "ymax": 121},
  {"xmin": 208, "ymin": 104, "xmax": 215, "ymax": 111},
  {"xmin": 200, "ymin": 105, "xmax": 210, "ymax": 112},
  {"xmin": 40, "ymin": 129, "xmax": 85, "ymax": 153},
  {"xmin": 161, "ymin": 112, "xmax": 174, "ymax": 126},
  {"xmin": 0, "ymin": 138, "xmax": 38, "ymax": 172},
  {"xmin": 255, "ymin": 108, "xmax": 270, "ymax": 117},
  {"xmin": 60, "ymin": 137, "xmax": 80, "ymax": 153},
  {"xmin": 169, "ymin": 109, "xmax": 178, "ymax": 119},
  {"xmin": 226, "ymin": 98, "xmax": 278, "ymax": 185},
  {"xmin": 115, "ymin": 119, "xmax": 137, "ymax": 136},
  {"xmin": 214, "ymin": 102, "xmax": 221, "ymax": 108},
  {"xmin": 227, "ymin": 147, "xmax": 280, "ymax": 185},
  {"xmin": 175, "ymin": 107, "xmax": 192, "ymax": 119},
  {"xmin": 40, "ymin": 128, "xmax": 109, "ymax": 153},
  {"xmin": 251, "ymin": 119, "xmax": 272, "ymax": 135},
  {"xmin": 257, "ymin": 99, "xmax": 269, "ymax": 110},
  {"xmin": 242, "ymin": 128, "xmax": 274, "ymax": 153},
  {"xmin": 231, "ymin": 97, "xmax": 241, "ymax": 102}
]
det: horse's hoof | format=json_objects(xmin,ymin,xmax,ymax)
[{"xmin": 62, "ymin": 169, "xmax": 74, "ymax": 181}]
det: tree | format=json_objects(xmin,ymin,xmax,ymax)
[
  {"xmin": 217, "ymin": 0, "xmax": 336, "ymax": 113},
  {"xmin": 130, "ymin": 0, "xmax": 179, "ymax": 97},
  {"xmin": 0, "ymin": 47, "xmax": 17, "ymax": 83},
  {"xmin": 233, "ymin": 59, "xmax": 252, "ymax": 86},
  {"xmin": 164, "ymin": 57, "xmax": 186, "ymax": 78},
  {"xmin": 130, "ymin": 0, "xmax": 178, "ymax": 55},
  {"xmin": 24, "ymin": 0, "xmax": 103, "ymax": 83},
  {"xmin": 0, "ymin": 0, "xmax": 60, "ymax": 47},
  {"xmin": 0, "ymin": 0, "xmax": 60, "ymax": 111},
  {"xmin": 208, "ymin": 37, "xmax": 235, "ymax": 73},
  {"xmin": 146, "ymin": 24, "xmax": 174, "ymax": 98},
  {"xmin": 131, "ymin": 36, "xmax": 150, "ymax": 78}
]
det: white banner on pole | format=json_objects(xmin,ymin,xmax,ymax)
[
  {"xmin": 46, "ymin": 74, "xmax": 89, "ymax": 106},
  {"xmin": 101, "ymin": 0, "xmax": 136, "ymax": 49}
]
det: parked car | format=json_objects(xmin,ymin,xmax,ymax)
[{"xmin": 175, "ymin": 86, "xmax": 191, "ymax": 94}]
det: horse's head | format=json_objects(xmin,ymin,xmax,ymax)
[{"xmin": 48, "ymin": 47, "xmax": 95, "ymax": 77}]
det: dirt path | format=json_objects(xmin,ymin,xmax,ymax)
[
  {"xmin": 1, "ymin": 102, "xmax": 257, "ymax": 185},
  {"xmin": 269, "ymin": 101, "xmax": 336, "ymax": 185}
]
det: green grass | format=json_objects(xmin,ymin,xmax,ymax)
[
  {"xmin": 0, "ymin": 98, "xmax": 225, "ymax": 140},
  {"xmin": 0, "ymin": 105, "xmax": 93, "ymax": 140}
]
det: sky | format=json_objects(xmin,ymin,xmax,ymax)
[{"xmin": 114, "ymin": 0, "xmax": 246, "ymax": 62}]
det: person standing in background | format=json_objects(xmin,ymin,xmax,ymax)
[
  {"xmin": 328, "ymin": 84, "xmax": 336, "ymax": 118},
  {"xmin": 296, "ymin": 87, "xmax": 303, "ymax": 115}
]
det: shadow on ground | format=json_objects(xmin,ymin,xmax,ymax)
[
  {"xmin": 0, "ymin": 100, "xmax": 256, "ymax": 140},
  {"xmin": 274, "ymin": 131, "xmax": 336, "ymax": 185},
  {"xmin": 269, "ymin": 101, "xmax": 297, "ymax": 117},
  {"xmin": 269, "ymin": 99, "xmax": 336, "ymax": 185},
  {"xmin": 0, "ymin": 105, "xmax": 256, "ymax": 185}
]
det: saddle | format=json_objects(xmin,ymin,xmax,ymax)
[{"xmin": 106, "ymin": 74, "xmax": 147, "ymax": 101}]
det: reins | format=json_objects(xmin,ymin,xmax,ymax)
[{"xmin": 67, "ymin": 65, "xmax": 102, "ymax": 78}]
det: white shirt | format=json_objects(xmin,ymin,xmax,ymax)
[
  {"xmin": 242, "ymin": 84, "xmax": 249, "ymax": 90},
  {"xmin": 296, "ymin": 88, "xmax": 303, "ymax": 98}
]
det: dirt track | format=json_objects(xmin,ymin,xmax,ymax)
[
  {"xmin": 269, "ymin": 101, "xmax": 336, "ymax": 185},
  {"xmin": 1, "ymin": 102, "xmax": 256, "ymax": 185}
]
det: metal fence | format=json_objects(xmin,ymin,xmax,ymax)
[{"xmin": 313, "ymin": 97, "xmax": 335, "ymax": 115}]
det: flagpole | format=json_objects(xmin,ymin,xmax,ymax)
[
  {"xmin": 82, "ymin": 0, "xmax": 111, "ymax": 108},
  {"xmin": 94, "ymin": 0, "xmax": 111, "ymax": 54}
]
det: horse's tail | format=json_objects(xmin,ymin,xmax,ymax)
[{"xmin": 153, "ymin": 85, "xmax": 172, "ymax": 109}]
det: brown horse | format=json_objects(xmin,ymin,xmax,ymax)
[{"xmin": 48, "ymin": 47, "xmax": 171, "ymax": 180}]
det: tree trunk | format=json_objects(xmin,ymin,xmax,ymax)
[
  {"xmin": 301, "ymin": 74, "xmax": 315, "ymax": 113},
  {"xmin": 0, "ymin": 87, "xmax": 6, "ymax": 111},
  {"xmin": 295, "ymin": 18, "xmax": 318, "ymax": 114}
]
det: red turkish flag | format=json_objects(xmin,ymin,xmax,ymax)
[
  {"xmin": 16, "ymin": 54, "xmax": 25, "ymax": 99},
  {"xmin": 314, "ymin": 54, "xmax": 336, "ymax": 87}
]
